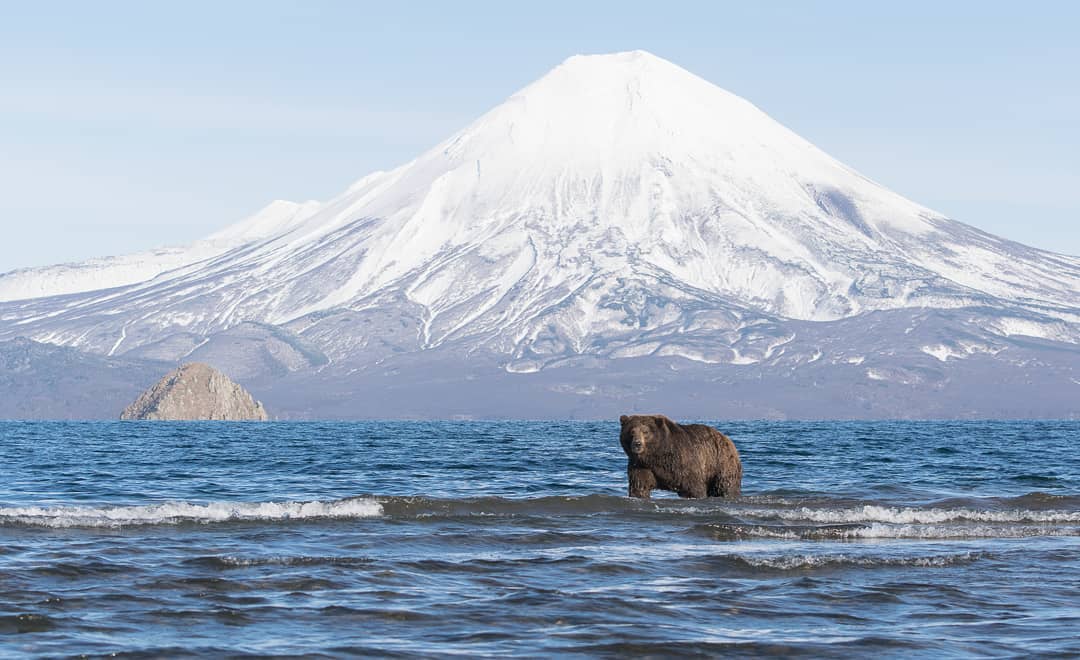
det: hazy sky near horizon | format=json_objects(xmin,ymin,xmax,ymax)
[{"xmin": 1, "ymin": 1, "xmax": 1078, "ymax": 271}]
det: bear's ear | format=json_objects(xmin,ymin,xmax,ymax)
[
  {"xmin": 654, "ymin": 415, "xmax": 675, "ymax": 434},
  {"xmin": 619, "ymin": 415, "xmax": 629, "ymax": 426}
]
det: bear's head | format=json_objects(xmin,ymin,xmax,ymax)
[{"xmin": 619, "ymin": 414, "xmax": 673, "ymax": 459}]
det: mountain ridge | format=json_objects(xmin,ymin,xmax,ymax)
[{"xmin": 0, "ymin": 50, "xmax": 1076, "ymax": 418}]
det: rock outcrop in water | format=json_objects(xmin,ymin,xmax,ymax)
[{"xmin": 120, "ymin": 363, "xmax": 268, "ymax": 421}]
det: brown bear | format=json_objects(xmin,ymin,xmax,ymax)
[{"xmin": 619, "ymin": 414, "xmax": 742, "ymax": 499}]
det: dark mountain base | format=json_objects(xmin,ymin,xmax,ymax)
[
  {"xmin": 0, "ymin": 338, "xmax": 170, "ymax": 420},
  {"xmin": 248, "ymin": 351, "xmax": 1079, "ymax": 421},
  {"xmin": 2, "ymin": 318, "xmax": 1076, "ymax": 420}
]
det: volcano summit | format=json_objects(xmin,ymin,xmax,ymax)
[{"xmin": 1, "ymin": 51, "xmax": 1077, "ymax": 419}]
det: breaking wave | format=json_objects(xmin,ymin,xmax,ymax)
[
  {"xmin": 3, "ymin": 493, "xmax": 1077, "ymax": 538},
  {"xmin": 731, "ymin": 504, "xmax": 1080, "ymax": 525},
  {"xmin": 0, "ymin": 497, "xmax": 383, "ymax": 528},
  {"xmin": 720, "ymin": 551, "xmax": 989, "ymax": 570},
  {"xmin": 184, "ymin": 555, "xmax": 378, "ymax": 569},
  {"xmin": 699, "ymin": 522, "xmax": 1080, "ymax": 540}
]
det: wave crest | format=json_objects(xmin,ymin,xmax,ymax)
[
  {"xmin": 0, "ymin": 497, "xmax": 383, "ymax": 528},
  {"xmin": 701, "ymin": 521, "xmax": 1080, "ymax": 540},
  {"xmin": 736, "ymin": 504, "xmax": 1080, "ymax": 525},
  {"xmin": 725, "ymin": 551, "xmax": 989, "ymax": 570}
]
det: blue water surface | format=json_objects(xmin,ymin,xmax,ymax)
[{"xmin": 1, "ymin": 420, "xmax": 1077, "ymax": 657}]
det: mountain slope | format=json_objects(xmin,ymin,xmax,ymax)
[
  {"xmin": 0, "ymin": 50, "xmax": 1076, "ymax": 406},
  {"xmin": 0, "ymin": 200, "xmax": 320, "ymax": 302}
]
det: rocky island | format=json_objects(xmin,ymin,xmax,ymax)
[{"xmin": 120, "ymin": 362, "xmax": 269, "ymax": 421}]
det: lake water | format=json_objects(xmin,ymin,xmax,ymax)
[{"xmin": 1, "ymin": 420, "xmax": 1078, "ymax": 657}]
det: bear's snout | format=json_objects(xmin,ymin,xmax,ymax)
[{"xmin": 630, "ymin": 438, "xmax": 645, "ymax": 453}]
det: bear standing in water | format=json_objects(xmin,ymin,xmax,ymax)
[{"xmin": 619, "ymin": 414, "xmax": 742, "ymax": 499}]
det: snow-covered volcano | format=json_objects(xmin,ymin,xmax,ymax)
[{"xmin": 1, "ymin": 50, "xmax": 1078, "ymax": 418}]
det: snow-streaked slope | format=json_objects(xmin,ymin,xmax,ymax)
[
  {"xmin": 1, "ymin": 50, "xmax": 1078, "ymax": 367},
  {"xmin": 0, "ymin": 200, "xmax": 320, "ymax": 302},
  {"xmin": 204, "ymin": 199, "xmax": 322, "ymax": 244}
]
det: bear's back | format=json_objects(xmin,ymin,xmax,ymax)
[
  {"xmin": 669, "ymin": 422, "xmax": 739, "ymax": 464},
  {"xmin": 672, "ymin": 422, "xmax": 725, "ymax": 447}
]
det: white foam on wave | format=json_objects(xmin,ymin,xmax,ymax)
[
  {"xmin": 709, "ymin": 521, "xmax": 1079, "ymax": 540},
  {"xmin": 0, "ymin": 498, "xmax": 383, "ymax": 528},
  {"xmin": 736, "ymin": 551, "xmax": 986, "ymax": 569},
  {"xmin": 740, "ymin": 505, "xmax": 1080, "ymax": 525},
  {"xmin": 828, "ymin": 522, "xmax": 1079, "ymax": 540},
  {"xmin": 207, "ymin": 555, "xmax": 375, "ymax": 568}
]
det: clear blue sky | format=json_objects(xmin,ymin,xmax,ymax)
[{"xmin": 2, "ymin": 1, "xmax": 1078, "ymax": 271}]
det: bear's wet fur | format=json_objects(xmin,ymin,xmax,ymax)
[{"xmin": 619, "ymin": 414, "xmax": 742, "ymax": 499}]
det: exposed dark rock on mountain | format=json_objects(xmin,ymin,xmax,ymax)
[{"xmin": 120, "ymin": 363, "xmax": 268, "ymax": 421}]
